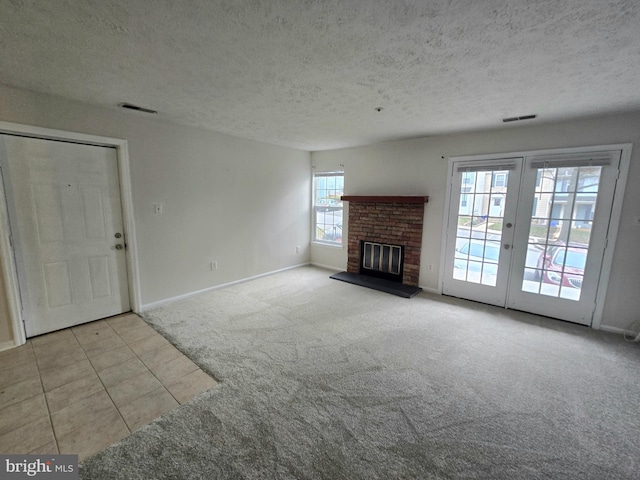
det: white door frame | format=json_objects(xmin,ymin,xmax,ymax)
[
  {"xmin": 439, "ymin": 143, "xmax": 632, "ymax": 330},
  {"xmin": 0, "ymin": 121, "xmax": 141, "ymax": 347}
]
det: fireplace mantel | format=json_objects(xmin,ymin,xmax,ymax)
[{"xmin": 341, "ymin": 195, "xmax": 429, "ymax": 204}]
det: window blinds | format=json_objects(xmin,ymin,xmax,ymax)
[{"xmin": 529, "ymin": 151, "xmax": 617, "ymax": 169}]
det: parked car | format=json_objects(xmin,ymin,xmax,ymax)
[
  {"xmin": 316, "ymin": 198, "xmax": 343, "ymax": 212},
  {"xmin": 536, "ymin": 245, "xmax": 586, "ymax": 288},
  {"xmin": 454, "ymin": 240, "xmax": 500, "ymax": 282}
]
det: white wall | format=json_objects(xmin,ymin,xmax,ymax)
[
  {"xmin": 311, "ymin": 112, "xmax": 640, "ymax": 333},
  {"xmin": 0, "ymin": 262, "xmax": 12, "ymax": 346},
  {"xmin": 0, "ymin": 84, "xmax": 310, "ymax": 345}
]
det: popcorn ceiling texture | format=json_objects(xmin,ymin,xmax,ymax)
[{"xmin": 0, "ymin": 0, "xmax": 639, "ymax": 150}]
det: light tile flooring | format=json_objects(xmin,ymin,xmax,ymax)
[{"xmin": 0, "ymin": 313, "xmax": 217, "ymax": 461}]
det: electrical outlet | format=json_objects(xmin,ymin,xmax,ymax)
[
  {"xmin": 210, "ymin": 261, "xmax": 218, "ymax": 271},
  {"xmin": 427, "ymin": 264, "xmax": 433, "ymax": 271},
  {"xmin": 296, "ymin": 245, "xmax": 301, "ymax": 254}
]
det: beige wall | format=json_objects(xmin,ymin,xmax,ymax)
[
  {"xmin": 311, "ymin": 112, "xmax": 640, "ymax": 334},
  {"xmin": 0, "ymin": 84, "xmax": 311, "ymax": 347}
]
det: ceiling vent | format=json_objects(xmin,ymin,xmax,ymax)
[
  {"xmin": 503, "ymin": 114, "xmax": 537, "ymax": 123},
  {"xmin": 119, "ymin": 103, "xmax": 158, "ymax": 114}
]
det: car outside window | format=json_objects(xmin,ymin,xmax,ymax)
[
  {"xmin": 462, "ymin": 241, "xmax": 499, "ymax": 261},
  {"xmin": 555, "ymin": 249, "xmax": 587, "ymax": 269}
]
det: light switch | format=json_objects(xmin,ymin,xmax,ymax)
[{"xmin": 154, "ymin": 204, "xmax": 163, "ymax": 215}]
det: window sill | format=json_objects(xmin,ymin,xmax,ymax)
[{"xmin": 312, "ymin": 241, "xmax": 344, "ymax": 249}]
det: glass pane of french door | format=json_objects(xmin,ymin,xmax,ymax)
[
  {"xmin": 521, "ymin": 165, "xmax": 600, "ymax": 300},
  {"xmin": 442, "ymin": 159, "xmax": 521, "ymax": 307},
  {"xmin": 454, "ymin": 170, "xmax": 509, "ymax": 286}
]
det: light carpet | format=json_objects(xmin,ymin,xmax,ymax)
[{"xmin": 80, "ymin": 266, "xmax": 640, "ymax": 479}]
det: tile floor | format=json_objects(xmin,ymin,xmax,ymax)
[{"xmin": 0, "ymin": 313, "xmax": 218, "ymax": 461}]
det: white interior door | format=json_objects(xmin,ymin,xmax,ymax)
[
  {"xmin": 442, "ymin": 149, "xmax": 622, "ymax": 326},
  {"xmin": 0, "ymin": 135, "xmax": 130, "ymax": 337}
]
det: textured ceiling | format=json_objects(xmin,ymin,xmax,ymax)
[{"xmin": 1, "ymin": 0, "xmax": 639, "ymax": 151}]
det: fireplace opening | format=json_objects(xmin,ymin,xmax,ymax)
[{"xmin": 360, "ymin": 241, "xmax": 404, "ymax": 283}]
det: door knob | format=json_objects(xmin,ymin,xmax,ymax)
[
  {"xmin": 505, "ymin": 222, "xmax": 513, "ymax": 228},
  {"xmin": 115, "ymin": 233, "xmax": 122, "ymax": 238},
  {"xmin": 503, "ymin": 244, "xmax": 511, "ymax": 250},
  {"xmin": 115, "ymin": 244, "xmax": 123, "ymax": 250}
]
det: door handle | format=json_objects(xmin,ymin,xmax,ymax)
[
  {"xmin": 503, "ymin": 244, "xmax": 511, "ymax": 250},
  {"xmin": 115, "ymin": 244, "xmax": 124, "ymax": 250}
]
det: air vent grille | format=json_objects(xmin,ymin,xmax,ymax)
[
  {"xmin": 119, "ymin": 103, "xmax": 158, "ymax": 114},
  {"xmin": 503, "ymin": 114, "xmax": 537, "ymax": 123}
]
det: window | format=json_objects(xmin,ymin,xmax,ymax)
[
  {"xmin": 313, "ymin": 171, "xmax": 344, "ymax": 245},
  {"xmin": 462, "ymin": 172, "xmax": 475, "ymax": 185},
  {"xmin": 492, "ymin": 173, "xmax": 506, "ymax": 187}
]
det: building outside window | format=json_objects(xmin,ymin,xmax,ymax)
[
  {"xmin": 492, "ymin": 172, "xmax": 506, "ymax": 187},
  {"xmin": 313, "ymin": 171, "xmax": 344, "ymax": 245}
]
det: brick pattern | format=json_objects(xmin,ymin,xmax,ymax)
[{"xmin": 346, "ymin": 202, "xmax": 425, "ymax": 286}]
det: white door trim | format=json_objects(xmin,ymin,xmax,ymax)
[
  {"xmin": 439, "ymin": 143, "xmax": 632, "ymax": 330},
  {"xmin": 0, "ymin": 167, "xmax": 25, "ymax": 346},
  {"xmin": 0, "ymin": 121, "xmax": 141, "ymax": 347},
  {"xmin": 591, "ymin": 144, "xmax": 632, "ymax": 330}
]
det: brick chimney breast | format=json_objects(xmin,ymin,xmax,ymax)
[{"xmin": 343, "ymin": 197, "xmax": 427, "ymax": 287}]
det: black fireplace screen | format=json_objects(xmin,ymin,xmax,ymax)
[{"xmin": 360, "ymin": 241, "xmax": 404, "ymax": 282}]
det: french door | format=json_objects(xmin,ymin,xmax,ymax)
[{"xmin": 442, "ymin": 149, "xmax": 622, "ymax": 325}]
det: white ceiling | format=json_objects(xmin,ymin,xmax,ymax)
[{"xmin": 1, "ymin": 0, "xmax": 639, "ymax": 151}]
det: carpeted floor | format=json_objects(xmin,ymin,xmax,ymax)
[{"xmin": 80, "ymin": 266, "xmax": 640, "ymax": 479}]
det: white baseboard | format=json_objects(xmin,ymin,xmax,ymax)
[
  {"xmin": 310, "ymin": 262, "xmax": 343, "ymax": 273},
  {"xmin": 598, "ymin": 325, "xmax": 639, "ymax": 339},
  {"xmin": 0, "ymin": 340, "xmax": 18, "ymax": 352},
  {"xmin": 419, "ymin": 285, "xmax": 440, "ymax": 295},
  {"xmin": 140, "ymin": 263, "xmax": 310, "ymax": 311}
]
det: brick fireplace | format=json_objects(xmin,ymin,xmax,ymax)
[{"xmin": 342, "ymin": 196, "xmax": 428, "ymax": 287}]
